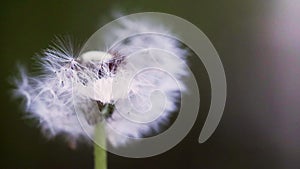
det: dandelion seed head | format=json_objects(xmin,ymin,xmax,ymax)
[{"xmin": 13, "ymin": 18, "xmax": 189, "ymax": 147}]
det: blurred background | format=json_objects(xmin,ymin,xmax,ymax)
[{"xmin": 1, "ymin": 0, "xmax": 299, "ymax": 169}]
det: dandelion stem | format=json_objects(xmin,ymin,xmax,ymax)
[{"xmin": 94, "ymin": 122, "xmax": 107, "ymax": 169}]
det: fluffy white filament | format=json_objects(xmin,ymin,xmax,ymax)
[{"xmin": 14, "ymin": 18, "xmax": 188, "ymax": 147}]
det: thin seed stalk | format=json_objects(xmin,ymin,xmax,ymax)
[{"xmin": 94, "ymin": 122, "xmax": 107, "ymax": 169}]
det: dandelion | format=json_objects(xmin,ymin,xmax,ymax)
[{"xmin": 13, "ymin": 17, "xmax": 188, "ymax": 169}]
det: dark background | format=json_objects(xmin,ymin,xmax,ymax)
[{"xmin": 1, "ymin": 0, "xmax": 300, "ymax": 169}]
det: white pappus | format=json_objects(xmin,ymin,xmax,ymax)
[{"xmin": 13, "ymin": 18, "xmax": 189, "ymax": 147}]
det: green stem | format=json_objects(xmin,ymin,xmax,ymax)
[{"xmin": 94, "ymin": 122, "xmax": 107, "ymax": 169}]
